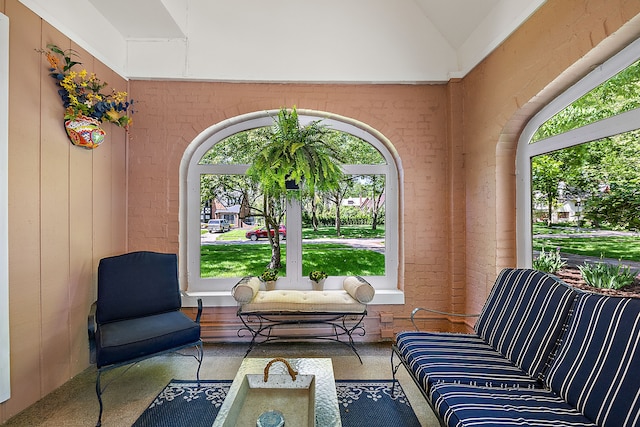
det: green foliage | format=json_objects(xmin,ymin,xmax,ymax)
[
  {"xmin": 324, "ymin": 132, "xmax": 385, "ymax": 165},
  {"xmin": 532, "ymin": 236, "xmax": 640, "ymax": 262},
  {"xmin": 259, "ymin": 268, "xmax": 279, "ymax": 282},
  {"xmin": 533, "ymin": 247, "xmax": 567, "ymax": 274},
  {"xmin": 302, "ymin": 207, "xmax": 384, "ymax": 227},
  {"xmin": 532, "ymin": 59, "xmax": 640, "ymax": 141},
  {"xmin": 584, "ymin": 185, "xmax": 640, "ymax": 230},
  {"xmin": 578, "ymin": 260, "xmax": 638, "ymax": 290},
  {"xmin": 532, "ymin": 132, "xmax": 640, "ymax": 230},
  {"xmin": 247, "ymin": 107, "xmax": 344, "ymax": 199},
  {"xmin": 309, "ymin": 270, "xmax": 328, "ymax": 281},
  {"xmin": 532, "ymin": 154, "xmax": 564, "ymax": 224}
]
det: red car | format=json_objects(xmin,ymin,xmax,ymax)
[{"xmin": 245, "ymin": 225, "xmax": 286, "ymax": 241}]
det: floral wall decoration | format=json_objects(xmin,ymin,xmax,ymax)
[{"xmin": 38, "ymin": 44, "xmax": 134, "ymax": 149}]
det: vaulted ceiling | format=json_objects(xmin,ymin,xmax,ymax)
[{"xmin": 21, "ymin": 0, "xmax": 546, "ymax": 82}]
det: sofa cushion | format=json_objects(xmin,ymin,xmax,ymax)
[
  {"xmin": 343, "ymin": 276, "xmax": 375, "ymax": 303},
  {"xmin": 474, "ymin": 268, "xmax": 577, "ymax": 380},
  {"xmin": 395, "ymin": 331, "xmax": 541, "ymax": 391},
  {"xmin": 95, "ymin": 310, "xmax": 201, "ymax": 368},
  {"xmin": 545, "ymin": 293, "xmax": 640, "ymax": 427},
  {"xmin": 239, "ymin": 289, "xmax": 367, "ymax": 314},
  {"xmin": 430, "ymin": 383, "xmax": 596, "ymax": 427}
]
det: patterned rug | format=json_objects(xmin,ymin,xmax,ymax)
[{"xmin": 132, "ymin": 379, "xmax": 421, "ymax": 427}]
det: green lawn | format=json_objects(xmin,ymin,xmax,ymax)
[
  {"xmin": 215, "ymin": 228, "xmax": 248, "ymax": 241},
  {"xmin": 302, "ymin": 225, "xmax": 385, "ymax": 239},
  {"xmin": 533, "ymin": 236, "xmax": 640, "ymax": 262},
  {"xmin": 532, "ymin": 224, "xmax": 593, "ymax": 235},
  {"xmin": 200, "ymin": 242, "xmax": 385, "ymax": 277}
]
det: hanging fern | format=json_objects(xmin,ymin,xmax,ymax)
[{"xmin": 247, "ymin": 107, "xmax": 344, "ymax": 198}]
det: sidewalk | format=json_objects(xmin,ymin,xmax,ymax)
[{"xmin": 557, "ymin": 252, "xmax": 640, "ymax": 270}]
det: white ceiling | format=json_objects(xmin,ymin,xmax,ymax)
[{"xmin": 20, "ymin": 0, "xmax": 546, "ymax": 82}]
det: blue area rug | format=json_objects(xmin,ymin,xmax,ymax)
[{"xmin": 132, "ymin": 379, "xmax": 421, "ymax": 427}]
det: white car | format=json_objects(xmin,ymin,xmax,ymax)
[{"xmin": 207, "ymin": 219, "xmax": 230, "ymax": 233}]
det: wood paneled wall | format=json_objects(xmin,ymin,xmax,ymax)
[{"xmin": 0, "ymin": 0, "xmax": 128, "ymax": 422}]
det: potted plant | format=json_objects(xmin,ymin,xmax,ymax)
[
  {"xmin": 309, "ymin": 270, "xmax": 328, "ymax": 291},
  {"xmin": 260, "ymin": 268, "xmax": 279, "ymax": 291}
]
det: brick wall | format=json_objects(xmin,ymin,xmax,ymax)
[{"xmin": 127, "ymin": 81, "xmax": 456, "ymax": 336}]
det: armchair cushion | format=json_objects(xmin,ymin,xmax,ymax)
[
  {"xmin": 96, "ymin": 310, "xmax": 201, "ymax": 368},
  {"xmin": 97, "ymin": 251, "xmax": 181, "ymax": 323}
]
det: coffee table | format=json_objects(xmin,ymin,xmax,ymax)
[{"xmin": 213, "ymin": 357, "xmax": 342, "ymax": 426}]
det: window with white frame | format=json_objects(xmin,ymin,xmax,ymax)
[
  {"xmin": 181, "ymin": 110, "xmax": 403, "ymax": 305},
  {"xmin": 517, "ymin": 38, "xmax": 640, "ymax": 267}
]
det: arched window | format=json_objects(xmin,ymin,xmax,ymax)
[
  {"xmin": 517, "ymin": 38, "xmax": 640, "ymax": 267},
  {"xmin": 180, "ymin": 110, "xmax": 403, "ymax": 306}
]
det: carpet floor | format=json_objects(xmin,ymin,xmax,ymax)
[
  {"xmin": 133, "ymin": 379, "xmax": 422, "ymax": 427},
  {"xmin": 2, "ymin": 342, "xmax": 439, "ymax": 427}
]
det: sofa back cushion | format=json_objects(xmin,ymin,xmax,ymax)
[
  {"xmin": 474, "ymin": 268, "xmax": 577, "ymax": 380},
  {"xmin": 546, "ymin": 293, "xmax": 640, "ymax": 427},
  {"xmin": 97, "ymin": 251, "xmax": 181, "ymax": 324}
]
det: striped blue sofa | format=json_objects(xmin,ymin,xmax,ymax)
[{"xmin": 392, "ymin": 268, "xmax": 640, "ymax": 427}]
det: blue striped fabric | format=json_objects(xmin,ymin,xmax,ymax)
[
  {"xmin": 474, "ymin": 268, "xmax": 577, "ymax": 380},
  {"xmin": 395, "ymin": 331, "xmax": 541, "ymax": 391},
  {"xmin": 545, "ymin": 293, "xmax": 640, "ymax": 427},
  {"xmin": 430, "ymin": 383, "xmax": 597, "ymax": 427}
]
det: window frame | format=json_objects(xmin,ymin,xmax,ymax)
[
  {"xmin": 180, "ymin": 110, "xmax": 404, "ymax": 306},
  {"xmin": 0, "ymin": 12, "xmax": 10, "ymax": 404},
  {"xmin": 516, "ymin": 37, "xmax": 640, "ymax": 267}
]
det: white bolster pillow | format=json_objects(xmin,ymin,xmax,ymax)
[
  {"xmin": 343, "ymin": 276, "xmax": 375, "ymax": 303},
  {"xmin": 232, "ymin": 276, "xmax": 262, "ymax": 303}
]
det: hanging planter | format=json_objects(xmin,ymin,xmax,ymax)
[
  {"xmin": 64, "ymin": 115, "xmax": 106, "ymax": 149},
  {"xmin": 38, "ymin": 44, "xmax": 134, "ymax": 149}
]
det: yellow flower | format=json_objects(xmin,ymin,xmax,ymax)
[
  {"xmin": 105, "ymin": 109, "xmax": 120, "ymax": 122},
  {"xmin": 113, "ymin": 91, "xmax": 128, "ymax": 103}
]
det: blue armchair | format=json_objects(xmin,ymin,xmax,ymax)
[{"xmin": 92, "ymin": 251, "xmax": 203, "ymax": 427}]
